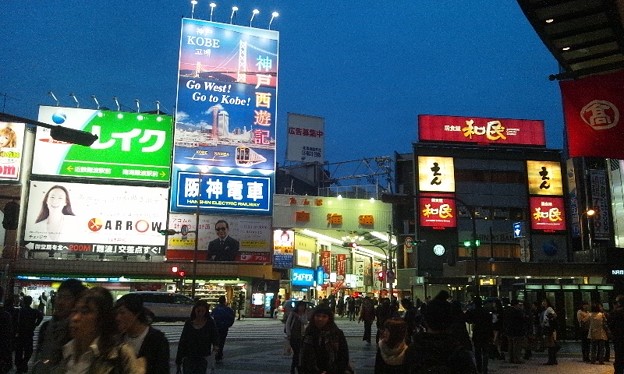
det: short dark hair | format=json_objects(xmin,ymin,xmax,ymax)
[
  {"xmin": 215, "ymin": 220, "xmax": 229, "ymax": 229},
  {"xmin": 58, "ymin": 278, "xmax": 87, "ymax": 298},
  {"xmin": 115, "ymin": 293, "xmax": 150, "ymax": 324},
  {"xmin": 424, "ymin": 299, "xmax": 452, "ymax": 332}
]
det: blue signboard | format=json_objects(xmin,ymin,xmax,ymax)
[
  {"xmin": 316, "ymin": 266, "xmax": 325, "ymax": 286},
  {"xmin": 274, "ymin": 254, "xmax": 294, "ymax": 269},
  {"xmin": 172, "ymin": 170, "xmax": 271, "ymax": 214},
  {"xmin": 292, "ymin": 267, "xmax": 315, "ymax": 287}
]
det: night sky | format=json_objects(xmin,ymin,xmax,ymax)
[{"xmin": 0, "ymin": 1, "xmax": 562, "ymax": 164}]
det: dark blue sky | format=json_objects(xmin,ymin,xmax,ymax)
[{"xmin": 0, "ymin": 1, "xmax": 562, "ymax": 164}]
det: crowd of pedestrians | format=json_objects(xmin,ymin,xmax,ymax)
[
  {"xmin": 0, "ymin": 281, "xmax": 243, "ymax": 374},
  {"xmin": 5, "ymin": 282, "xmax": 624, "ymax": 374}
]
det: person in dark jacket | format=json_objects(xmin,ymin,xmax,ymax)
[
  {"xmin": 503, "ymin": 299, "xmax": 526, "ymax": 364},
  {"xmin": 176, "ymin": 300, "xmax": 219, "ymax": 374},
  {"xmin": 115, "ymin": 294, "xmax": 170, "ymax": 374},
  {"xmin": 404, "ymin": 299, "xmax": 477, "ymax": 374},
  {"xmin": 466, "ymin": 297, "xmax": 493, "ymax": 374},
  {"xmin": 12, "ymin": 295, "xmax": 44, "ymax": 373},
  {"xmin": 211, "ymin": 295, "xmax": 235, "ymax": 363},
  {"xmin": 0, "ymin": 298, "xmax": 14, "ymax": 374},
  {"xmin": 609, "ymin": 294, "xmax": 624, "ymax": 374},
  {"xmin": 375, "ymin": 318, "xmax": 408, "ymax": 373},
  {"xmin": 300, "ymin": 306, "xmax": 350, "ymax": 374},
  {"xmin": 359, "ymin": 296, "xmax": 376, "ymax": 344}
]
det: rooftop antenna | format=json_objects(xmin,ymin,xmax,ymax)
[
  {"xmin": 48, "ymin": 91, "xmax": 59, "ymax": 106},
  {"xmin": 69, "ymin": 93, "xmax": 80, "ymax": 108},
  {"xmin": 134, "ymin": 99, "xmax": 140, "ymax": 113},
  {"xmin": 113, "ymin": 96, "xmax": 120, "ymax": 111},
  {"xmin": 92, "ymin": 95, "xmax": 100, "ymax": 109}
]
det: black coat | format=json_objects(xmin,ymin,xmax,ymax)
[
  {"xmin": 207, "ymin": 236, "xmax": 240, "ymax": 261},
  {"xmin": 137, "ymin": 327, "xmax": 170, "ymax": 374}
]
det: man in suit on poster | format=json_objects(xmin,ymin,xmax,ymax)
[{"xmin": 207, "ymin": 220, "xmax": 240, "ymax": 261}]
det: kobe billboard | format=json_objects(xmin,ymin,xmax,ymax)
[
  {"xmin": 172, "ymin": 18, "xmax": 278, "ymax": 215},
  {"xmin": 33, "ymin": 106, "xmax": 173, "ymax": 182}
]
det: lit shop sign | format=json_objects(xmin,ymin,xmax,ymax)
[
  {"xmin": 292, "ymin": 267, "xmax": 315, "ymax": 287},
  {"xmin": 418, "ymin": 114, "xmax": 546, "ymax": 147},
  {"xmin": 419, "ymin": 195, "xmax": 457, "ymax": 228},
  {"xmin": 530, "ymin": 196, "xmax": 566, "ymax": 231},
  {"xmin": 0, "ymin": 121, "xmax": 25, "ymax": 181},
  {"xmin": 173, "ymin": 18, "xmax": 278, "ymax": 172},
  {"xmin": 173, "ymin": 171, "xmax": 272, "ymax": 214},
  {"xmin": 527, "ymin": 160, "xmax": 563, "ymax": 196},
  {"xmin": 34, "ymin": 106, "xmax": 173, "ymax": 182},
  {"xmin": 274, "ymin": 229, "xmax": 294, "ymax": 254},
  {"xmin": 24, "ymin": 181, "xmax": 168, "ymax": 250},
  {"xmin": 418, "ymin": 156, "xmax": 455, "ymax": 193}
]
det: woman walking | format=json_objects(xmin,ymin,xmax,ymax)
[
  {"xmin": 300, "ymin": 306, "xmax": 351, "ymax": 374},
  {"xmin": 588, "ymin": 302, "xmax": 609, "ymax": 364},
  {"xmin": 175, "ymin": 300, "xmax": 219, "ymax": 374},
  {"xmin": 374, "ymin": 318, "xmax": 408, "ymax": 373}
]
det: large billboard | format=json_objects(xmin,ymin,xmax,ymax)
[
  {"xmin": 173, "ymin": 18, "xmax": 278, "ymax": 215},
  {"xmin": 419, "ymin": 114, "xmax": 546, "ymax": 147},
  {"xmin": 33, "ymin": 106, "xmax": 173, "ymax": 182},
  {"xmin": 164, "ymin": 213, "xmax": 272, "ymax": 263},
  {"xmin": 24, "ymin": 181, "xmax": 168, "ymax": 255},
  {"xmin": 286, "ymin": 113, "xmax": 324, "ymax": 163},
  {"xmin": 419, "ymin": 195, "xmax": 457, "ymax": 228},
  {"xmin": 0, "ymin": 121, "xmax": 26, "ymax": 181}
]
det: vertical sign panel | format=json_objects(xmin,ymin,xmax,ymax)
[
  {"xmin": 173, "ymin": 19, "xmax": 278, "ymax": 215},
  {"xmin": 418, "ymin": 156, "xmax": 455, "ymax": 193},
  {"xmin": 0, "ymin": 122, "xmax": 25, "ymax": 181}
]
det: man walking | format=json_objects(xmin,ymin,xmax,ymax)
[
  {"xmin": 503, "ymin": 299, "xmax": 526, "ymax": 364},
  {"xmin": 212, "ymin": 295, "xmax": 235, "ymax": 363},
  {"xmin": 358, "ymin": 296, "xmax": 375, "ymax": 344},
  {"xmin": 12, "ymin": 296, "xmax": 43, "ymax": 373},
  {"xmin": 577, "ymin": 301, "xmax": 591, "ymax": 362}
]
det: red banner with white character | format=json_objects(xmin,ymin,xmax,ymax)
[{"xmin": 560, "ymin": 70, "xmax": 624, "ymax": 159}]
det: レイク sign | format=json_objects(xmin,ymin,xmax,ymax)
[{"xmin": 418, "ymin": 114, "xmax": 546, "ymax": 147}]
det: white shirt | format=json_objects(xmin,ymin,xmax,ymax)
[
  {"xmin": 62, "ymin": 338, "xmax": 101, "ymax": 374},
  {"xmin": 124, "ymin": 326, "xmax": 149, "ymax": 355}
]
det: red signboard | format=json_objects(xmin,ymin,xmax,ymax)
[
  {"xmin": 418, "ymin": 114, "xmax": 546, "ymax": 147},
  {"xmin": 529, "ymin": 196, "xmax": 566, "ymax": 231},
  {"xmin": 419, "ymin": 195, "xmax": 457, "ymax": 228},
  {"xmin": 560, "ymin": 70, "xmax": 624, "ymax": 159},
  {"xmin": 337, "ymin": 254, "xmax": 346, "ymax": 277},
  {"xmin": 320, "ymin": 250, "xmax": 331, "ymax": 275}
]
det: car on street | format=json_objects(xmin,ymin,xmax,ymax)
[{"xmin": 127, "ymin": 291, "xmax": 194, "ymax": 321}]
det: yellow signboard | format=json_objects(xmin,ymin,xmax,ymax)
[
  {"xmin": 527, "ymin": 160, "xmax": 563, "ymax": 196},
  {"xmin": 418, "ymin": 156, "xmax": 455, "ymax": 192}
]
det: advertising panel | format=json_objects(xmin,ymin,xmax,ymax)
[
  {"xmin": 24, "ymin": 181, "xmax": 168, "ymax": 254},
  {"xmin": 527, "ymin": 160, "xmax": 563, "ymax": 196},
  {"xmin": 172, "ymin": 169, "xmax": 271, "ymax": 214},
  {"xmin": 0, "ymin": 121, "xmax": 26, "ymax": 181},
  {"xmin": 165, "ymin": 213, "xmax": 271, "ymax": 263},
  {"xmin": 273, "ymin": 229, "xmax": 294, "ymax": 269},
  {"xmin": 33, "ymin": 106, "xmax": 173, "ymax": 182},
  {"xmin": 419, "ymin": 195, "xmax": 457, "ymax": 228},
  {"xmin": 529, "ymin": 196, "xmax": 566, "ymax": 231},
  {"xmin": 296, "ymin": 250, "xmax": 313, "ymax": 268},
  {"xmin": 173, "ymin": 18, "xmax": 278, "ymax": 172},
  {"xmin": 418, "ymin": 156, "xmax": 455, "ymax": 193},
  {"xmin": 590, "ymin": 169, "xmax": 611, "ymax": 240},
  {"xmin": 291, "ymin": 267, "xmax": 315, "ymax": 287},
  {"xmin": 286, "ymin": 113, "xmax": 324, "ymax": 163},
  {"xmin": 419, "ymin": 114, "xmax": 546, "ymax": 146}
]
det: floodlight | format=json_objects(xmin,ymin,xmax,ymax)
[
  {"xmin": 50, "ymin": 126, "xmax": 98, "ymax": 146},
  {"xmin": 48, "ymin": 91, "xmax": 59, "ymax": 106},
  {"xmin": 250, "ymin": 9, "xmax": 259, "ymax": 27},
  {"xmin": 230, "ymin": 6, "xmax": 238, "ymax": 24},
  {"xmin": 191, "ymin": 0, "xmax": 198, "ymax": 19},
  {"xmin": 209, "ymin": 2, "xmax": 216, "ymax": 21},
  {"xmin": 269, "ymin": 11, "xmax": 279, "ymax": 30},
  {"xmin": 69, "ymin": 93, "xmax": 80, "ymax": 108},
  {"xmin": 92, "ymin": 95, "xmax": 100, "ymax": 109}
]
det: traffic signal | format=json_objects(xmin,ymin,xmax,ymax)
[
  {"xmin": 170, "ymin": 266, "xmax": 178, "ymax": 273},
  {"xmin": 170, "ymin": 265, "xmax": 186, "ymax": 278},
  {"xmin": 463, "ymin": 239, "xmax": 481, "ymax": 247},
  {"xmin": 343, "ymin": 242, "xmax": 357, "ymax": 248},
  {"xmin": 377, "ymin": 270, "xmax": 385, "ymax": 281},
  {"xmin": 178, "ymin": 269, "xmax": 186, "ymax": 278}
]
